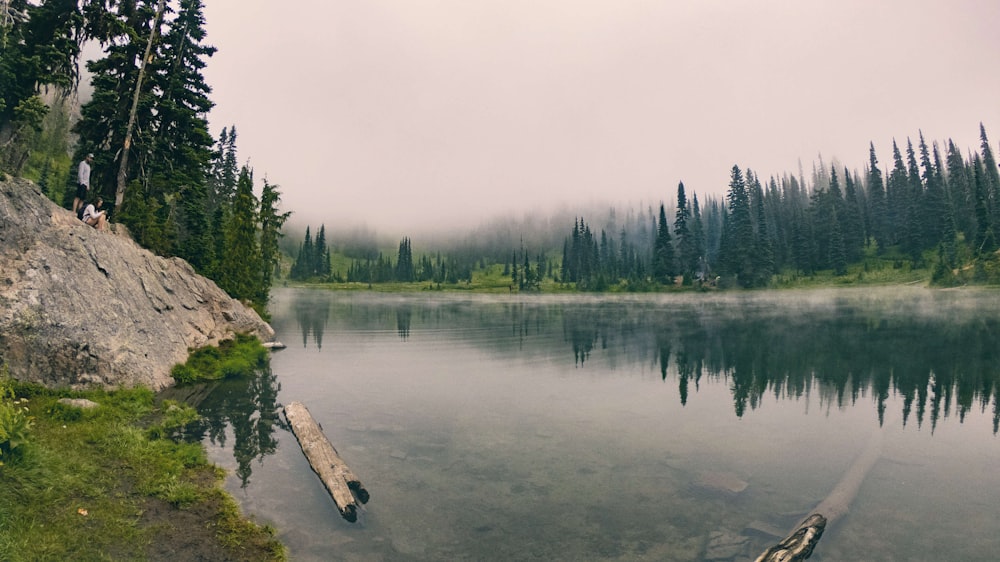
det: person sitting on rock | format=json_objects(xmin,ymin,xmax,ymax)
[{"xmin": 81, "ymin": 197, "xmax": 108, "ymax": 231}]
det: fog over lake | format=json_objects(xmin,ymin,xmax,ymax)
[{"xmin": 183, "ymin": 287, "xmax": 1000, "ymax": 561}]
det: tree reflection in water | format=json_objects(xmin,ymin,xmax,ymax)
[
  {"xmin": 559, "ymin": 300, "xmax": 1000, "ymax": 432},
  {"xmin": 295, "ymin": 295, "xmax": 329, "ymax": 350},
  {"xmin": 181, "ymin": 365, "xmax": 283, "ymax": 488},
  {"xmin": 281, "ymin": 290, "xmax": 1000, "ymax": 434}
]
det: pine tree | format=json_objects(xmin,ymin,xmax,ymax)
[
  {"xmin": 258, "ymin": 178, "xmax": 291, "ymax": 301},
  {"xmin": 721, "ymin": 165, "xmax": 755, "ymax": 286},
  {"xmin": 829, "ymin": 211, "xmax": 847, "ymax": 275},
  {"xmin": 395, "ymin": 237, "xmax": 414, "ymax": 281},
  {"xmin": 148, "ymin": 0, "xmax": 214, "ymax": 181},
  {"xmin": 652, "ymin": 203, "xmax": 675, "ymax": 284},
  {"xmin": 178, "ymin": 180, "xmax": 213, "ymax": 273},
  {"xmin": 841, "ymin": 168, "xmax": 865, "ymax": 263},
  {"xmin": 886, "ymin": 140, "xmax": 909, "ymax": 248},
  {"xmin": 291, "ymin": 226, "xmax": 313, "ymax": 280},
  {"xmin": 674, "ymin": 182, "xmax": 696, "ymax": 280},
  {"xmin": 866, "ymin": 143, "xmax": 888, "ymax": 251},
  {"xmin": 903, "ymin": 138, "xmax": 925, "ymax": 259},
  {"xmin": 972, "ymin": 154, "xmax": 997, "ymax": 253},
  {"xmin": 74, "ymin": 1, "xmax": 155, "ymax": 202},
  {"xmin": 218, "ymin": 166, "xmax": 261, "ymax": 302},
  {"xmin": 978, "ymin": 123, "xmax": 1000, "ymax": 232},
  {"xmin": 945, "ymin": 139, "xmax": 974, "ymax": 239},
  {"xmin": 114, "ymin": 0, "xmax": 168, "ymax": 207},
  {"xmin": 313, "ymin": 225, "xmax": 328, "ymax": 277},
  {"xmin": 751, "ymin": 174, "xmax": 774, "ymax": 285}
]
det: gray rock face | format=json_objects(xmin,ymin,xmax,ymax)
[{"xmin": 0, "ymin": 178, "xmax": 274, "ymax": 390}]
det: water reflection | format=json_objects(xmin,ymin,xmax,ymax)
[
  {"xmin": 397, "ymin": 307, "xmax": 411, "ymax": 340},
  {"xmin": 295, "ymin": 295, "xmax": 329, "ymax": 349},
  {"xmin": 178, "ymin": 366, "xmax": 283, "ymax": 487},
  {"xmin": 283, "ymin": 289, "xmax": 1000, "ymax": 433}
]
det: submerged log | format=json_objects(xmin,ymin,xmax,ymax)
[
  {"xmin": 754, "ymin": 514, "xmax": 826, "ymax": 562},
  {"xmin": 284, "ymin": 401, "xmax": 370, "ymax": 522},
  {"xmin": 755, "ymin": 422, "xmax": 886, "ymax": 560},
  {"xmin": 798, "ymin": 423, "xmax": 884, "ymax": 528}
]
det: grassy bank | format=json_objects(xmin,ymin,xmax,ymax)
[
  {"xmin": 292, "ymin": 245, "xmax": 1000, "ymax": 293},
  {"xmin": 0, "ymin": 375, "xmax": 285, "ymax": 561}
]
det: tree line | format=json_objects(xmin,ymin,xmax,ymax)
[
  {"xmin": 285, "ymin": 124, "xmax": 998, "ymax": 291},
  {"xmin": 1, "ymin": 1, "xmax": 290, "ymax": 311},
  {"xmin": 563, "ymin": 125, "xmax": 1000, "ymax": 290}
]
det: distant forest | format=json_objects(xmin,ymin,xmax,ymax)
[{"xmin": 291, "ymin": 124, "xmax": 1000, "ymax": 290}]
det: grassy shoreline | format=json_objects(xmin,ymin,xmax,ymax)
[
  {"xmin": 0, "ymin": 378, "xmax": 285, "ymax": 561},
  {"xmin": 288, "ymin": 245, "xmax": 1000, "ymax": 293}
]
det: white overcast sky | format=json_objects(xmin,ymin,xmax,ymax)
[{"xmin": 200, "ymin": 0, "xmax": 1000, "ymax": 235}]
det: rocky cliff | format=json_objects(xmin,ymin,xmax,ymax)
[{"xmin": 0, "ymin": 177, "xmax": 275, "ymax": 390}]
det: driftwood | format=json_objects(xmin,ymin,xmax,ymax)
[
  {"xmin": 755, "ymin": 423, "xmax": 886, "ymax": 560},
  {"xmin": 284, "ymin": 401, "xmax": 370, "ymax": 522},
  {"xmin": 754, "ymin": 514, "xmax": 826, "ymax": 562}
]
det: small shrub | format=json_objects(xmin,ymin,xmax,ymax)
[{"xmin": 0, "ymin": 375, "xmax": 33, "ymax": 463}]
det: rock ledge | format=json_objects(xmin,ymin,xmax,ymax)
[{"xmin": 0, "ymin": 178, "xmax": 274, "ymax": 390}]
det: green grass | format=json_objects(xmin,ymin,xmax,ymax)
[
  {"xmin": 0, "ymin": 380, "xmax": 285, "ymax": 561},
  {"xmin": 171, "ymin": 333, "xmax": 269, "ymax": 384}
]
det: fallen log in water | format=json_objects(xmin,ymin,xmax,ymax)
[
  {"xmin": 755, "ymin": 423, "xmax": 886, "ymax": 560},
  {"xmin": 754, "ymin": 514, "xmax": 826, "ymax": 562},
  {"xmin": 284, "ymin": 401, "xmax": 370, "ymax": 522}
]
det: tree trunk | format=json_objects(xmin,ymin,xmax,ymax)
[
  {"xmin": 754, "ymin": 514, "xmax": 826, "ymax": 562},
  {"xmin": 755, "ymin": 422, "xmax": 886, "ymax": 560},
  {"xmin": 284, "ymin": 401, "xmax": 369, "ymax": 522},
  {"xmin": 115, "ymin": 0, "xmax": 166, "ymax": 207}
]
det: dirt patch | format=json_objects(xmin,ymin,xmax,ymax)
[{"xmin": 139, "ymin": 468, "xmax": 282, "ymax": 562}]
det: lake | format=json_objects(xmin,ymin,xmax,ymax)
[{"xmin": 185, "ymin": 287, "xmax": 1000, "ymax": 561}]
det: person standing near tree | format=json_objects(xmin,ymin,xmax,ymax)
[{"xmin": 74, "ymin": 153, "xmax": 93, "ymax": 214}]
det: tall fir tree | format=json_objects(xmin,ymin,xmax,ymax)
[
  {"xmin": 313, "ymin": 224, "xmax": 328, "ymax": 277},
  {"xmin": 652, "ymin": 203, "xmax": 675, "ymax": 283},
  {"xmin": 886, "ymin": 140, "xmax": 910, "ymax": 248},
  {"xmin": 972, "ymin": 154, "xmax": 997, "ymax": 253},
  {"xmin": 866, "ymin": 142, "xmax": 888, "ymax": 251},
  {"xmin": 842, "ymin": 168, "xmax": 865, "ymax": 263},
  {"xmin": 945, "ymin": 139, "xmax": 974, "ymax": 239},
  {"xmin": 721, "ymin": 165, "xmax": 755, "ymax": 286},
  {"xmin": 218, "ymin": 165, "xmax": 262, "ymax": 303},
  {"xmin": 291, "ymin": 226, "xmax": 313, "ymax": 280},
  {"xmin": 978, "ymin": 123, "xmax": 1000, "ymax": 232},
  {"xmin": 674, "ymin": 182, "xmax": 696, "ymax": 280},
  {"xmin": 750, "ymin": 172, "xmax": 774, "ymax": 285},
  {"xmin": 258, "ymin": 178, "xmax": 291, "ymax": 302}
]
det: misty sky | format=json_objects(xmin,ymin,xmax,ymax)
[{"xmin": 200, "ymin": 0, "xmax": 1000, "ymax": 235}]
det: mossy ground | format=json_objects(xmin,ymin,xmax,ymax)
[{"xmin": 0, "ymin": 382, "xmax": 285, "ymax": 562}]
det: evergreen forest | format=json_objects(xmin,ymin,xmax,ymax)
[
  {"xmin": 289, "ymin": 126, "xmax": 1000, "ymax": 291},
  {"xmin": 1, "ymin": 0, "xmax": 288, "ymax": 313}
]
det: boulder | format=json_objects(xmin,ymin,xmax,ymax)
[{"xmin": 0, "ymin": 178, "xmax": 274, "ymax": 390}]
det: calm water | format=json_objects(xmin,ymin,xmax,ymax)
[{"xmin": 183, "ymin": 287, "xmax": 1000, "ymax": 561}]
